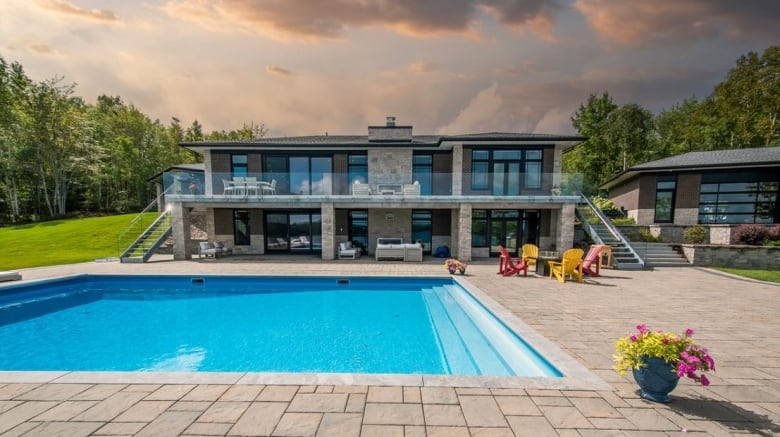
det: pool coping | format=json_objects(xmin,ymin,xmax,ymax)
[{"xmin": 0, "ymin": 273, "xmax": 611, "ymax": 391}]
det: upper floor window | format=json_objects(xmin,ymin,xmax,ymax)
[
  {"xmin": 348, "ymin": 154, "xmax": 367, "ymax": 194},
  {"xmin": 471, "ymin": 149, "xmax": 542, "ymax": 195},
  {"xmin": 231, "ymin": 154, "xmax": 248, "ymax": 177},
  {"xmin": 413, "ymin": 154, "xmax": 433, "ymax": 195}
]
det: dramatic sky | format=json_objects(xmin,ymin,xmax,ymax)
[{"xmin": 1, "ymin": 1, "xmax": 778, "ymax": 137}]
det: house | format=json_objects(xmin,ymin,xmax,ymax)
[
  {"xmin": 167, "ymin": 117, "xmax": 586, "ymax": 261},
  {"xmin": 600, "ymin": 146, "xmax": 780, "ymax": 226}
]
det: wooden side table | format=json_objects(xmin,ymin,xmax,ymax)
[{"xmin": 593, "ymin": 244, "xmax": 613, "ymax": 268}]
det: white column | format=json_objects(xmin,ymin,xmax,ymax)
[{"xmin": 321, "ymin": 202, "xmax": 335, "ymax": 260}]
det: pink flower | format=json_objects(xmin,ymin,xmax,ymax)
[
  {"xmin": 629, "ymin": 335, "xmax": 638, "ymax": 342},
  {"xmin": 700, "ymin": 374, "xmax": 710, "ymax": 386},
  {"xmin": 685, "ymin": 328, "xmax": 694, "ymax": 337},
  {"xmin": 662, "ymin": 338, "xmax": 669, "ymax": 344},
  {"xmin": 636, "ymin": 324, "xmax": 649, "ymax": 334}
]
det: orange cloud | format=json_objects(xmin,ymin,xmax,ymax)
[
  {"xmin": 37, "ymin": 0, "xmax": 119, "ymax": 22},
  {"xmin": 266, "ymin": 65, "xmax": 292, "ymax": 76},
  {"xmin": 408, "ymin": 62, "xmax": 440, "ymax": 74},
  {"xmin": 163, "ymin": 0, "xmax": 564, "ymax": 41},
  {"xmin": 574, "ymin": 0, "xmax": 779, "ymax": 46},
  {"xmin": 29, "ymin": 43, "xmax": 53, "ymax": 54}
]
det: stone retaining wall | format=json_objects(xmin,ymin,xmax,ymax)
[{"xmin": 681, "ymin": 244, "xmax": 780, "ymax": 269}]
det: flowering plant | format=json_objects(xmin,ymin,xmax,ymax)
[
  {"xmin": 613, "ymin": 324, "xmax": 715, "ymax": 386},
  {"xmin": 444, "ymin": 258, "xmax": 467, "ymax": 274}
]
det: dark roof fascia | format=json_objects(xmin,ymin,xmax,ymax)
[
  {"xmin": 147, "ymin": 163, "xmax": 204, "ymax": 182},
  {"xmin": 439, "ymin": 135, "xmax": 586, "ymax": 143},
  {"xmin": 599, "ymin": 160, "xmax": 780, "ymax": 191}
]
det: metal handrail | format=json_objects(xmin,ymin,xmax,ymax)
[
  {"xmin": 116, "ymin": 187, "xmax": 173, "ymax": 257},
  {"xmin": 578, "ymin": 193, "xmax": 645, "ymax": 268}
]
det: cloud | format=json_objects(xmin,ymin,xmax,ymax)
[
  {"xmin": 29, "ymin": 43, "xmax": 53, "ymax": 54},
  {"xmin": 574, "ymin": 0, "xmax": 780, "ymax": 46},
  {"xmin": 436, "ymin": 82, "xmax": 504, "ymax": 134},
  {"xmin": 266, "ymin": 65, "xmax": 292, "ymax": 76},
  {"xmin": 163, "ymin": 0, "xmax": 564, "ymax": 41},
  {"xmin": 408, "ymin": 62, "xmax": 440, "ymax": 74},
  {"xmin": 37, "ymin": 0, "xmax": 119, "ymax": 22}
]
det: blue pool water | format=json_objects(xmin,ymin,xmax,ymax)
[{"xmin": 0, "ymin": 275, "xmax": 560, "ymax": 377}]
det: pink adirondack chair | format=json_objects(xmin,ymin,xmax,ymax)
[
  {"xmin": 581, "ymin": 245, "xmax": 604, "ymax": 276},
  {"xmin": 498, "ymin": 245, "xmax": 528, "ymax": 277}
]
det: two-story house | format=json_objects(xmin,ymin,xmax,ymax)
[{"xmin": 167, "ymin": 117, "xmax": 585, "ymax": 261}]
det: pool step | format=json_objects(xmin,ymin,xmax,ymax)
[{"xmin": 422, "ymin": 286, "xmax": 513, "ymax": 376}]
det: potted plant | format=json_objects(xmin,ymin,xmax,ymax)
[
  {"xmin": 613, "ymin": 324, "xmax": 715, "ymax": 403},
  {"xmin": 444, "ymin": 258, "xmax": 467, "ymax": 275}
]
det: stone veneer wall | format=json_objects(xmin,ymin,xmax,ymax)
[
  {"xmin": 368, "ymin": 150, "xmax": 412, "ymax": 185},
  {"xmin": 367, "ymin": 209, "xmax": 412, "ymax": 254},
  {"xmin": 681, "ymin": 245, "xmax": 780, "ymax": 269}
]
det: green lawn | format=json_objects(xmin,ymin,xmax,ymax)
[
  {"xmin": 0, "ymin": 213, "xmax": 152, "ymax": 270},
  {"xmin": 715, "ymin": 267, "xmax": 780, "ymax": 283}
]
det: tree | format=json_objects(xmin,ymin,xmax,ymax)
[{"xmin": 565, "ymin": 92, "xmax": 618, "ymax": 194}]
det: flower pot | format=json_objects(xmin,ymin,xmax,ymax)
[
  {"xmin": 632, "ymin": 357, "xmax": 680, "ymax": 403},
  {"xmin": 459, "ymin": 268, "xmax": 466, "ymax": 275}
]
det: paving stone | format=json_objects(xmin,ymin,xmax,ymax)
[
  {"xmin": 32, "ymin": 400, "xmax": 97, "ymax": 421},
  {"xmin": 121, "ymin": 384, "xmax": 161, "ymax": 393},
  {"xmin": 459, "ymin": 396, "xmax": 508, "ymax": 427},
  {"xmin": 425, "ymin": 425, "xmax": 470, "ymax": 436},
  {"xmin": 315, "ymin": 385, "xmax": 334, "ymax": 393},
  {"xmin": 332, "ymin": 386, "xmax": 368, "ymax": 394},
  {"xmin": 420, "ymin": 387, "xmax": 458, "ymax": 404},
  {"xmin": 114, "ymin": 400, "xmax": 173, "ymax": 422},
  {"xmin": 135, "ymin": 410, "xmax": 201, "ymax": 437},
  {"xmin": 70, "ymin": 393, "xmax": 147, "ymax": 425},
  {"xmin": 345, "ymin": 393, "xmax": 366, "ymax": 413},
  {"xmin": 468, "ymin": 427, "xmax": 516, "ymax": 437},
  {"xmin": 538, "ymin": 405, "xmax": 593, "ymax": 428},
  {"xmin": 0, "ymin": 420, "xmax": 38, "ymax": 437},
  {"xmin": 569, "ymin": 396, "xmax": 623, "ymax": 418},
  {"xmin": 361, "ymin": 424, "xmax": 404, "ymax": 437},
  {"xmin": 402, "ymin": 387, "xmax": 421, "ymax": 404},
  {"xmin": 71, "ymin": 384, "xmax": 126, "ymax": 401},
  {"xmin": 197, "ymin": 401, "xmax": 250, "ymax": 423},
  {"xmin": 219, "ymin": 385, "xmax": 262, "ymax": 401},
  {"xmin": 423, "ymin": 404, "xmax": 466, "ymax": 426},
  {"xmin": 315, "ymin": 412, "xmax": 362, "ymax": 437},
  {"xmin": 367, "ymin": 386, "xmax": 403, "ymax": 403},
  {"xmin": 576, "ymin": 429, "xmax": 627, "ymax": 436},
  {"xmin": 228, "ymin": 402, "xmax": 287, "ymax": 436},
  {"xmin": 495, "ymin": 396, "xmax": 542, "ymax": 416},
  {"xmin": 588, "ymin": 417, "xmax": 638, "ymax": 430},
  {"xmin": 490, "ymin": 388, "xmax": 527, "ymax": 396},
  {"xmin": 93, "ymin": 421, "xmax": 147, "ymax": 435},
  {"xmin": 403, "ymin": 425, "xmax": 426, "ymax": 437},
  {"xmin": 561, "ymin": 390, "xmax": 602, "ymax": 398},
  {"xmin": 182, "ymin": 385, "xmax": 230, "ymax": 402},
  {"xmin": 271, "ymin": 412, "xmax": 322, "ymax": 436},
  {"xmin": 0, "ymin": 401, "xmax": 22, "ymax": 414},
  {"xmin": 531, "ymin": 396, "xmax": 572, "ymax": 406},
  {"xmin": 287, "ymin": 393, "xmax": 348, "ymax": 413},
  {"xmin": 617, "ymin": 408, "xmax": 679, "ymax": 431},
  {"xmin": 0, "ymin": 384, "xmax": 40, "ymax": 400},
  {"xmin": 455, "ymin": 387, "xmax": 491, "ymax": 395},
  {"xmin": 363, "ymin": 403, "xmax": 424, "ymax": 425},
  {"xmin": 14, "ymin": 384, "xmax": 91, "ymax": 401},
  {"xmin": 0, "ymin": 401, "xmax": 58, "ymax": 434},
  {"xmin": 21, "ymin": 420, "xmax": 103, "ymax": 437},
  {"xmin": 145, "ymin": 385, "xmax": 195, "ymax": 401},
  {"xmin": 184, "ymin": 422, "xmax": 234, "ymax": 436},
  {"xmin": 505, "ymin": 416, "xmax": 557, "ymax": 437},
  {"xmin": 169, "ymin": 401, "xmax": 212, "ymax": 412},
  {"xmin": 256, "ymin": 385, "xmax": 298, "ymax": 402},
  {"xmin": 525, "ymin": 389, "xmax": 562, "ymax": 397},
  {"xmin": 597, "ymin": 391, "xmax": 632, "ymax": 408}
]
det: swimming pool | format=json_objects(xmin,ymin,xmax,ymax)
[{"xmin": 0, "ymin": 275, "xmax": 560, "ymax": 377}]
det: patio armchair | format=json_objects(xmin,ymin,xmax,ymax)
[
  {"xmin": 198, "ymin": 241, "xmax": 220, "ymax": 259},
  {"xmin": 548, "ymin": 248, "xmax": 584, "ymax": 283},
  {"xmin": 497, "ymin": 245, "xmax": 528, "ymax": 277},
  {"xmin": 338, "ymin": 241, "xmax": 361, "ymax": 259},
  {"xmin": 581, "ymin": 245, "xmax": 603, "ymax": 276},
  {"xmin": 259, "ymin": 179, "xmax": 276, "ymax": 195},
  {"xmin": 521, "ymin": 243, "xmax": 539, "ymax": 271},
  {"xmin": 352, "ymin": 180, "xmax": 371, "ymax": 196},
  {"xmin": 244, "ymin": 177, "xmax": 260, "ymax": 196}
]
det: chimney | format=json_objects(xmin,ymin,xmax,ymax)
[{"xmin": 368, "ymin": 116, "xmax": 412, "ymax": 142}]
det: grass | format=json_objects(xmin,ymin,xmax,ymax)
[
  {"xmin": 0, "ymin": 213, "xmax": 154, "ymax": 270},
  {"xmin": 714, "ymin": 267, "xmax": 780, "ymax": 283}
]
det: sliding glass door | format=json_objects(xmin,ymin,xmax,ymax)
[{"xmin": 265, "ymin": 211, "xmax": 322, "ymax": 253}]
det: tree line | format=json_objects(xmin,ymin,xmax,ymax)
[
  {"xmin": 565, "ymin": 46, "xmax": 779, "ymax": 194},
  {"xmin": 0, "ymin": 54, "xmax": 267, "ymax": 224}
]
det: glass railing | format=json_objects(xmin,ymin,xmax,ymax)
[{"xmin": 162, "ymin": 172, "xmax": 583, "ymax": 198}]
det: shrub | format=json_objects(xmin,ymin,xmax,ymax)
[
  {"xmin": 638, "ymin": 229, "xmax": 663, "ymax": 242},
  {"xmin": 611, "ymin": 217, "xmax": 636, "ymax": 225},
  {"xmin": 683, "ymin": 225, "xmax": 707, "ymax": 244},
  {"xmin": 592, "ymin": 195, "xmax": 617, "ymax": 211},
  {"xmin": 733, "ymin": 224, "xmax": 769, "ymax": 245},
  {"xmin": 768, "ymin": 225, "xmax": 780, "ymax": 241}
]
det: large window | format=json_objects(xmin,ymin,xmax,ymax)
[
  {"xmin": 348, "ymin": 154, "xmax": 367, "ymax": 192},
  {"xmin": 470, "ymin": 149, "xmax": 543, "ymax": 195},
  {"xmin": 233, "ymin": 210, "xmax": 250, "ymax": 246},
  {"xmin": 265, "ymin": 211, "xmax": 322, "ymax": 253},
  {"xmin": 471, "ymin": 209, "xmax": 540, "ymax": 256},
  {"xmin": 472, "ymin": 210, "xmax": 488, "ymax": 247},
  {"xmin": 348, "ymin": 210, "xmax": 368, "ymax": 253},
  {"xmin": 413, "ymin": 154, "xmax": 433, "ymax": 195},
  {"xmin": 412, "ymin": 210, "xmax": 432, "ymax": 253},
  {"xmin": 654, "ymin": 177, "xmax": 676, "ymax": 223},
  {"xmin": 263, "ymin": 155, "xmax": 332, "ymax": 195},
  {"xmin": 699, "ymin": 178, "xmax": 779, "ymax": 224},
  {"xmin": 231, "ymin": 154, "xmax": 248, "ymax": 178}
]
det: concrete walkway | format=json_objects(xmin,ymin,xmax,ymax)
[{"xmin": 1, "ymin": 257, "xmax": 778, "ymax": 436}]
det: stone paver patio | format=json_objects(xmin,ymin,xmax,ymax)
[{"xmin": 1, "ymin": 257, "xmax": 779, "ymax": 436}]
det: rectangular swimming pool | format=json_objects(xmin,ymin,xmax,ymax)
[{"xmin": 0, "ymin": 275, "xmax": 561, "ymax": 377}]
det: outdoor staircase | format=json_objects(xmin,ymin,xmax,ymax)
[
  {"xmin": 631, "ymin": 242, "xmax": 690, "ymax": 268},
  {"xmin": 575, "ymin": 195, "xmax": 645, "ymax": 270},
  {"xmin": 119, "ymin": 210, "xmax": 173, "ymax": 263}
]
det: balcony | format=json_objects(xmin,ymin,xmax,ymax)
[{"xmin": 162, "ymin": 171, "xmax": 583, "ymax": 205}]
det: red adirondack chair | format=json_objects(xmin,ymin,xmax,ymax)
[
  {"xmin": 498, "ymin": 245, "xmax": 528, "ymax": 277},
  {"xmin": 581, "ymin": 244, "xmax": 604, "ymax": 276}
]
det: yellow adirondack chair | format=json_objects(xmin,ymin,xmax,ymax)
[
  {"xmin": 548, "ymin": 248, "xmax": 584, "ymax": 283},
  {"xmin": 521, "ymin": 243, "xmax": 539, "ymax": 271}
]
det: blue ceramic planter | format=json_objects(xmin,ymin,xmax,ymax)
[{"xmin": 632, "ymin": 357, "xmax": 680, "ymax": 403}]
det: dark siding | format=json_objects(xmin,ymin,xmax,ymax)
[
  {"xmin": 248, "ymin": 153, "xmax": 262, "ymax": 174},
  {"xmin": 676, "ymin": 173, "xmax": 701, "ymax": 209},
  {"xmin": 432, "ymin": 210, "xmax": 451, "ymax": 235},
  {"xmin": 335, "ymin": 209, "xmax": 348, "ymax": 233},
  {"xmin": 638, "ymin": 175, "xmax": 657, "ymax": 210},
  {"xmin": 214, "ymin": 209, "xmax": 233, "ymax": 234},
  {"xmin": 250, "ymin": 210, "xmax": 264, "ymax": 235},
  {"xmin": 334, "ymin": 154, "xmax": 349, "ymax": 195},
  {"xmin": 540, "ymin": 210, "xmax": 550, "ymax": 237},
  {"xmin": 211, "ymin": 152, "xmax": 231, "ymax": 194},
  {"xmin": 432, "ymin": 153, "xmax": 453, "ymax": 195}
]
